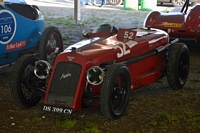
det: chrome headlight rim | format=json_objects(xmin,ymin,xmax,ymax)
[
  {"xmin": 34, "ymin": 60, "xmax": 51, "ymax": 79},
  {"xmin": 86, "ymin": 66, "xmax": 104, "ymax": 85},
  {"xmin": 82, "ymin": 29, "xmax": 91, "ymax": 38}
]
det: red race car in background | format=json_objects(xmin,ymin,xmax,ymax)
[
  {"xmin": 11, "ymin": 24, "xmax": 190, "ymax": 120},
  {"xmin": 144, "ymin": 0, "xmax": 200, "ymax": 43}
]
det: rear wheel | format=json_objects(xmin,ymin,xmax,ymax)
[
  {"xmin": 108, "ymin": 0, "xmax": 122, "ymax": 5},
  {"xmin": 100, "ymin": 64, "xmax": 131, "ymax": 120},
  {"xmin": 11, "ymin": 55, "xmax": 42, "ymax": 108},
  {"xmin": 39, "ymin": 26, "xmax": 63, "ymax": 65},
  {"xmin": 167, "ymin": 43, "xmax": 190, "ymax": 90}
]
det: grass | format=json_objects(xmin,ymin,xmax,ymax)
[
  {"xmin": 84, "ymin": 127, "xmax": 102, "ymax": 133},
  {"xmin": 137, "ymin": 110, "xmax": 200, "ymax": 132},
  {"xmin": 190, "ymin": 79, "xmax": 200, "ymax": 82},
  {"xmin": 84, "ymin": 122, "xmax": 102, "ymax": 133},
  {"xmin": 45, "ymin": 16, "xmax": 82, "ymax": 28},
  {"xmin": 126, "ymin": 109, "xmax": 133, "ymax": 115},
  {"xmin": 56, "ymin": 119, "xmax": 77, "ymax": 129},
  {"xmin": 150, "ymin": 100, "xmax": 159, "ymax": 106},
  {"xmin": 148, "ymin": 120, "xmax": 157, "ymax": 127},
  {"xmin": 32, "ymin": 117, "xmax": 42, "ymax": 122},
  {"xmin": 158, "ymin": 111, "xmax": 169, "ymax": 119},
  {"xmin": 45, "ymin": 14, "xmax": 106, "ymax": 29},
  {"xmin": 172, "ymin": 90, "xmax": 182, "ymax": 95},
  {"xmin": 83, "ymin": 17, "xmax": 106, "ymax": 25}
]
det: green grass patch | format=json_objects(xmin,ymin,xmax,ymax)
[
  {"xmin": 172, "ymin": 90, "xmax": 182, "ymax": 95},
  {"xmin": 158, "ymin": 111, "xmax": 169, "ymax": 119},
  {"xmin": 84, "ymin": 127, "xmax": 102, "ymax": 133},
  {"xmin": 84, "ymin": 122, "xmax": 102, "ymax": 133},
  {"xmin": 56, "ymin": 119, "xmax": 77, "ymax": 129},
  {"xmin": 148, "ymin": 120, "xmax": 157, "ymax": 127},
  {"xmin": 83, "ymin": 16, "xmax": 106, "ymax": 25},
  {"xmin": 126, "ymin": 109, "xmax": 133, "ymax": 115},
  {"xmin": 150, "ymin": 100, "xmax": 159, "ymax": 106},
  {"xmin": 32, "ymin": 117, "xmax": 42, "ymax": 122},
  {"xmin": 190, "ymin": 79, "xmax": 200, "ymax": 83}
]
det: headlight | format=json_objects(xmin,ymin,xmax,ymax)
[
  {"xmin": 82, "ymin": 29, "xmax": 91, "ymax": 38},
  {"xmin": 87, "ymin": 66, "xmax": 104, "ymax": 85},
  {"xmin": 34, "ymin": 60, "xmax": 51, "ymax": 79}
]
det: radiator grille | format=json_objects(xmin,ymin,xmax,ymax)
[{"xmin": 47, "ymin": 62, "xmax": 82, "ymax": 106}]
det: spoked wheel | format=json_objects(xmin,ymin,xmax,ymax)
[
  {"xmin": 11, "ymin": 55, "xmax": 44, "ymax": 108},
  {"xmin": 108, "ymin": 0, "xmax": 122, "ymax": 5},
  {"xmin": 167, "ymin": 43, "xmax": 190, "ymax": 90},
  {"xmin": 100, "ymin": 64, "xmax": 131, "ymax": 120},
  {"xmin": 39, "ymin": 26, "xmax": 63, "ymax": 65},
  {"xmin": 172, "ymin": 0, "xmax": 186, "ymax": 7}
]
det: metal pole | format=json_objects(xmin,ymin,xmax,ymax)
[{"xmin": 74, "ymin": 0, "xmax": 80, "ymax": 23}]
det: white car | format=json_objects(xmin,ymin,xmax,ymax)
[
  {"xmin": 108, "ymin": 0, "xmax": 199, "ymax": 7},
  {"xmin": 158, "ymin": 0, "xmax": 199, "ymax": 7}
]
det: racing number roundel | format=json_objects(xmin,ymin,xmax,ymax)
[{"xmin": 0, "ymin": 10, "xmax": 16, "ymax": 44}]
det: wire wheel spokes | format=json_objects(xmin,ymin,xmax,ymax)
[
  {"xmin": 46, "ymin": 34, "xmax": 59, "ymax": 64},
  {"xmin": 20, "ymin": 64, "xmax": 37, "ymax": 100}
]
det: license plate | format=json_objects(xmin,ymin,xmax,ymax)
[{"xmin": 42, "ymin": 105, "xmax": 73, "ymax": 114}]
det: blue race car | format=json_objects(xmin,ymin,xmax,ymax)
[{"xmin": 0, "ymin": 0, "xmax": 63, "ymax": 68}]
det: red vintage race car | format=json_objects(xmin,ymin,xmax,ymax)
[
  {"xmin": 11, "ymin": 24, "xmax": 190, "ymax": 120},
  {"xmin": 144, "ymin": 0, "xmax": 200, "ymax": 42}
]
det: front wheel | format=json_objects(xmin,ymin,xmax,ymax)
[
  {"xmin": 100, "ymin": 64, "xmax": 131, "ymax": 120},
  {"xmin": 39, "ymin": 26, "xmax": 63, "ymax": 65},
  {"xmin": 167, "ymin": 43, "xmax": 190, "ymax": 90},
  {"xmin": 11, "ymin": 55, "xmax": 42, "ymax": 108},
  {"xmin": 108, "ymin": 0, "xmax": 122, "ymax": 5}
]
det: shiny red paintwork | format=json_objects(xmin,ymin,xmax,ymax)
[
  {"xmin": 144, "ymin": 5, "xmax": 200, "ymax": 41},
  {"xmin": 44, "ymin": 28, "xmax": 169, "ymax": 111}
]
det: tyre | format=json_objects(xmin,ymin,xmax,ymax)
[
  {"xmin": 100, "ymin": 64, "xmax": 131, "ymax": 120},
  {"xmin": 39, "ymin": 26, "xmax": 63, "ymax": 65},
  {"xmin": 172, "ymin": 0, "xmax": 186, "ymax": 7},
  {"xmin": 108, "ymin": 0, "xmax": 122, "ymax": 6},
  {"xmin": 11, "ymin": 55, "xmax": 42, "ymax": 108},
  {"xmin": 167, "ymin": 43, "xmax": 190, "ymax": 90}
]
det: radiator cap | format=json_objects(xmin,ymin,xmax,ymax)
[{"xmin": 71, "ymin": 47, "xmax": 76, "ymax": 53}]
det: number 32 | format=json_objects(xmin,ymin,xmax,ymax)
[
  {"xmin": 114, "ymin": 30, "xmax": 136, "ymax": 58},
  {"xmin": 114, "ymin": 43, "xmax": 130, "ymax": 58}
]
